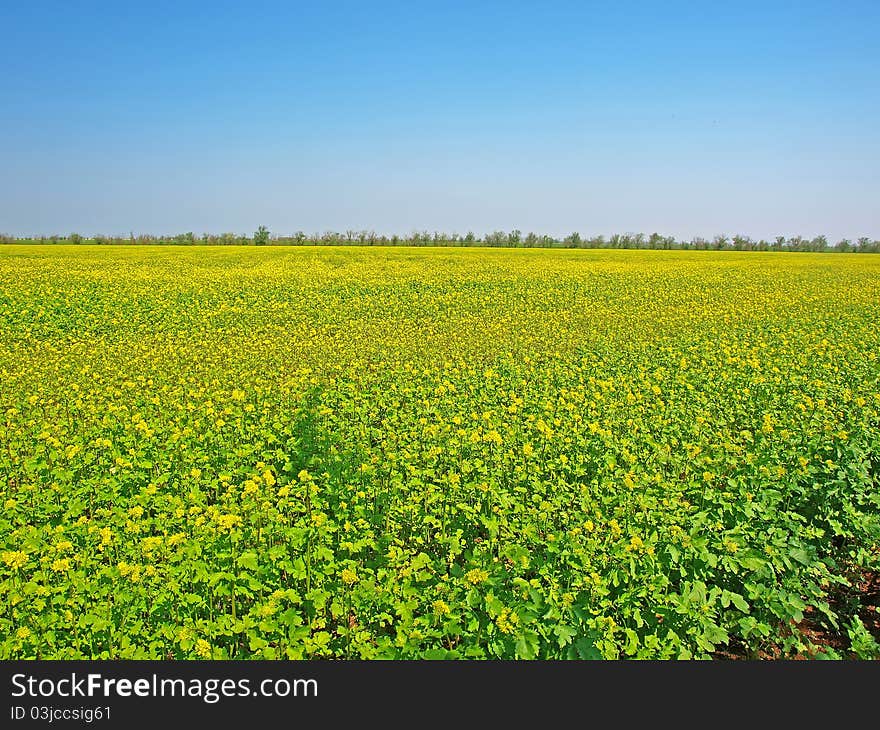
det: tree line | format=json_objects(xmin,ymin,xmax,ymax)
[{"xmin": 2, "ymin": 228, "xmax": 879, "ymax": 252}]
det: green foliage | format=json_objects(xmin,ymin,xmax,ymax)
[
  {"xmin": 254, "ymin": 226, "xmax": 270, "ymax": 246},
  {"xmin": 847, "ymin": 617, "xmax": 880, "ymax": 660}
]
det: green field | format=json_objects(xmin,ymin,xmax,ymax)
[{"xmin": 1, "ymin": 246, "xmax": 878, "ymax": 658}]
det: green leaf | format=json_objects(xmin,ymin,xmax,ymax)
[
  {"xmin": 788, "ymin": 547, "xmax": 810, "ymax": 566},
  {"xmin": 554, "ymin": 624, "xmax": 576, "ymax": 648},
  {"xmin": 575, "ymin": 636, "xmax": 603, "ymax": 660},
  {"xmin": 237, "ymin": 552, "xmax": 259, "ymax": 571},
  {"xmin": 515, "ymin": 630, "xmax": 540, "ymax": 659},
  {"xmin": 729, "ymin": 593, "xmax": 750, "ymax": 613}
]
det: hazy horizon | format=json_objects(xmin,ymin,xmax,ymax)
[{"xmin": 3, "ymin": 1, "xmax": 878, "ymax": 241}]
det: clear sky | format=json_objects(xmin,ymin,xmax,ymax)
[{"xmin": 2, "ymin": 0, "xmax": 878, "ymax": 241}]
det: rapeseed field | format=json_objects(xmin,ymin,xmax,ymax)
[{"xmin": 1, "ymin": 246, "xmax": 878, "ymax": 659}]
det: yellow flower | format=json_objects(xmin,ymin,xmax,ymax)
[
  {"xmin": 215, "ymin": 513, "xmax": 241, "ymax": 532},
  {"xmin": 16, "ymin": 627, "xmax": 31, "ymax": 640},
  {"xmin": 464, "ymin": 568, "xmax": 488, "ymax": 586},
  {"xmin": 433, "ymin": 600, "xmax": 451, "ymax": 616},
  {"xmin": 194, "ymin": 639, "xmax": 211, "ymax": 658},
  {"xmin": 341, "ymin": 568, "xmax": 358, "ymax": 586},
  {"xmin": 2, "ymin": 550, "xmax": 28, "ymax": 569},
  {"xmin": 484, "ymin": 429, "xmax": 502, "ymax": 446},
  {"xmin": 51, "ymin": 558, "xmax": 71, "ymax": 572},
  {"xmin": 495, "ymin": 608, "xmax": 519, "ymax": 634}
]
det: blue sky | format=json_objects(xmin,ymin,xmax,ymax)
[{"xmin": 2, "ymin": 0, "xmax": 878, "ymax": 240}]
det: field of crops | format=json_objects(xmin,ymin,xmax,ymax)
[{"xmin": 1, "ymin": 246, "xmax": 878, "ymax": 659}]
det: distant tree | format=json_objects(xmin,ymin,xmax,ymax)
[
  {"xmin": 19, "ymin": 228, "xmax": 880, "ymax": 252},
  {"xmin": 254, "ymin": 226, "xmax": 270, "ymax": 246},
  {"xmin": 712, "ymin": 234, "xmax": 729, "ymax": 251},
  {"xmin": 788, "ymin": 235, "xmax": 805, "ymax": 252},
  {"xmin": 618, "ymin": 233, "xmax": 643, "ymax": 249},
  {"xmin": 855, "ymin": 237, "xmax": 880, "ymax": 253},
  {"xmin": 563, "ymin": 232, "xmax": 582, "ymax": 248},
  {"xmin": 732, "ymin": 234, "xmax": 753, "ymax": 251}
]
